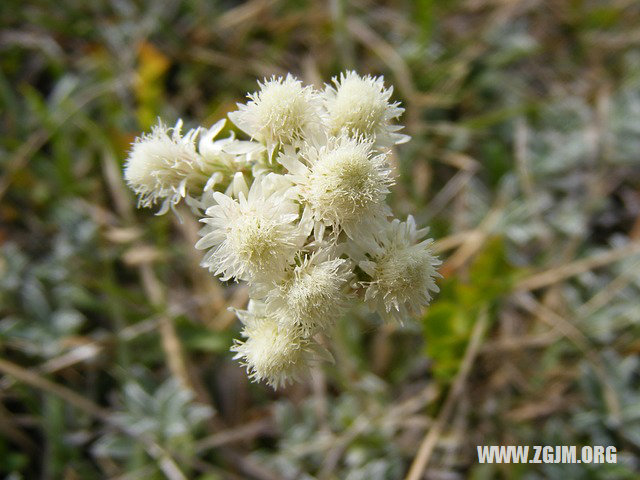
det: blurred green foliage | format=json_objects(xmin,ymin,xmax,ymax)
[{"xmin": 423, "ymin": 238, "xmax": 520, "ymax": 381}]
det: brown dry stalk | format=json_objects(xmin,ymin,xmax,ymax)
[
  {"xmin": 404, "ymin": 307, "xmax": 489, "ymax": 480},
  {"xmin": 196, "ymin": 419, "xmax": 273, "ymax": 453},
  {"xmin": 102, "ymin": 153, "xmax": 209, "ymax": 405},
  {"xmin": 439, "ymin": 204, "xmax": 504, "ymax": 278},
  {"xmin": 514, "ymin": 292, "xmax": 622, "ymax": 423},
  {"xmin": 577, "ymin": 257, "xmax": 640, "ymax": 317},
  {"xmin": 138, "ymin": 261, "xmax": 194, "ymax": 393},
  {"xmin": 432, "ymin": 230, "xmax": 475, "ymax": 254},
  {"xmin": 515, "ymin": 241, "xmax": 640, "ymax": 292}
]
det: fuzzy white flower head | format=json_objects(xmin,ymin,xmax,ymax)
[
  {"xmin": 228, "ymin": 74, "xmax": 323, "ymax": 157},
  {"xmin": 195, "ymin": 174, "xmax": 311, "ymax": 283},
  {"xmin": 231, "ymin": 303, "xmax": 327, "ymax": 389},
  {"xmin": 358, "ymin": 216, "xmax": 441, "ymax": 322},
  {"xmin": 123, "ymin": 71, "xmax": 440, "ymax": 390},
  {"xmin": 124, "ymin": 119, "xmax": 206, "ymax": 214},
  {"xmin": 323, "ymin": 71, "xmax": 408, "ymax": 147},
  {"xmin": 265, "ymin": 251, "xmax": 353, "ymax": 337},
  {"xmin": 280, "ymin": 135, "xmax": 394, "ymax": 240}
]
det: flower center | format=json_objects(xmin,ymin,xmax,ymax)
[
  {"xmin": 256, "ymin": 84, "xmax": 308, "ymax": 142},
  {"xmin": 230, "ymin": 215, "xmax": 281, "ymax": 266},
  {"xmin": 331, "ymin": 81, "xmax": 387, "ymax": 136},
  {"xmin": 377, "ymin": 248, "xmax": 427, "ymax": 295},
  {"xmin": 309, "ymin": 147, "xmax": 381, "ymax": 223}
]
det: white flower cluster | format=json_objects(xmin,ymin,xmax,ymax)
[{"xmin": 124, "ymin": 71, "xmax": 440, "ymax": 388}]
